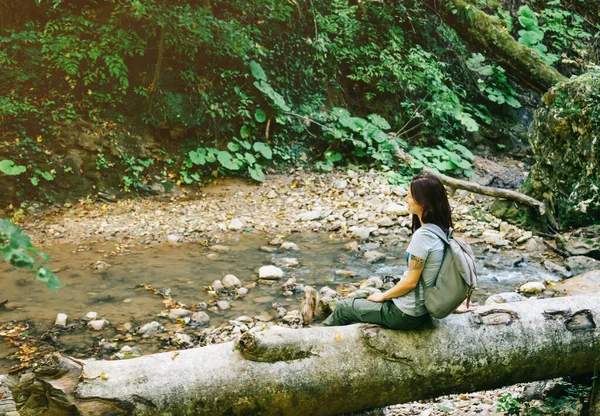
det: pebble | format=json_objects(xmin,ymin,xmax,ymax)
[
  {"xmin": 236, "ymin": 287, "xmax": 249, "ymax": 297},
  {"xmin": 223, "ymin": 274, "xmax": 242, "ymax": 288},
  {"xmin": 55, "ymin": 313, "xmax": 67, "ymax": 327},
  {"xmin": 209, "ymin": 245, "xmax": 230, "ymax": 253},
  {"xmin": 363, "ymin": 250, "xmax": 386, "ymax": 263},
  {"xmin": 88, "ymin": 319, "xmax": 108, "ymax": 331},
  {"xmin": 228, "ymin": 219, "xmax": 244, "ymax": 230},
  {"xmin": 217, "ymin": 300, "xmax": 231, "ymax": 310},
  {"xmin": 113, "ymin": 345, "xmax": 142, "ymax": 360},
  {"xmin": 212, "ymin": 280, "xmax": 225, "ymax": 292},
  {"xmin": 519, "ymin": 281, "xmax": 546, "ymax": 294},
  {"xmin": 168, "ymin": 308, "xmax": 193, "ymax": 320},
  {"xmin": 383, "ymin": 202, "xmax": 409, "ymax": 216},
  {"xmin": 259, "ymin": 265, "xmax": 284, "ymax": 279},
  {"xmin": 295, "ymin": 211, "xmax": 323, "ymax": 221},
  {"xmin": 344, "ymin": 241, "xmax": 359, "ymax": 252},
  {"xmin": 138, "ymin": 321, "xmax": 162, "ymax": 338},
  {"xmin": 167, "ymin": 234, "xmax": 183, "ymax": 243},
  {"xmin": 485, "ymin": 292, "xmax": 525, "ymax": 305},
  {"xmin": 280, "ymin": 242, "xmax": 300, "ymax": 251},
  {"xmin": 84, "ymin": 311, "xmax": 98, "ymax": 321},
  {"xmin": 260, "ymin": 245, "xmax": 278, "ymax": 253},
  {"xmin": 352, "ymin": 227, "xmax": 373, "ymax": 240}
]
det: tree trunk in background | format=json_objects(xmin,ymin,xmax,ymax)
[
  {"xmin": 438, "ymin": 0, "xmax": 566, "ymax": 92},
  {"xmin": 12, "ymin": 294, "xmax": 600, "ymax": 416}
]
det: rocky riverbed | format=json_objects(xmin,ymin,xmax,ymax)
[{"xmin": 2, "ymin": 165, "xmax": 599, "ymax": 415}]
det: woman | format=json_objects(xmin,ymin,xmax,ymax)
[{"xmin": 323, "ymin": 173, "xmax": 452, "ymax": 330}]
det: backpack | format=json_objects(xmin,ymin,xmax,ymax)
[{"xmin": 417, "ymin": 225, "xmax": 478, "ymax": 319}]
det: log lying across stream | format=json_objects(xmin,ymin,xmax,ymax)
[{"xmin": 14, "ymin": 294, "xmax": 600, "ymax": 415}]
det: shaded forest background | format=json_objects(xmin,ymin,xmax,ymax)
[{"xmin": 0, "ymin": 0, "xmax": 599, "ymax": 219}]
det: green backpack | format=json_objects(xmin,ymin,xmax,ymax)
[{"xmin": 418, "ymin": 225, "xmax": 478, "ymax": 319}]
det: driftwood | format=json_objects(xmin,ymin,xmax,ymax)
[
  {"xmin": 10, "ymin": 294, "xmax": 600, "ymax": 415},
  {"xmin": 421, "ymin": 167, "xmax": 547, "ymax": 215}
]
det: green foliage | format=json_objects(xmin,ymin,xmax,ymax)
[
  {"xmin": 517, "ymin": 6, "xmax": 559, "ymax": 65},
  {"xmin": 466, "ymin": 53, "xmax": 521, "ymax": 108},
  {"xmin": 0, "ymin": 219, "xmax": 61, "ymax": 290},
  {"xmin": 496, "ymin": 382, "xmax": 590, "ymax": 416},
  {"xmin": 409, "ymin": 138, "xmax": 475, "ymax": 178},
  {"xmin": 0, "ymin": 160, "xmax": 26, "ymax": 176}
]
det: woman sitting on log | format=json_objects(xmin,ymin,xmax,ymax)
[{"xmin": 323, "ymin": 173, "xmax": 451, "ymax": 329}]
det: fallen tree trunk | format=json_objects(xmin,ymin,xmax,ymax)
[
  {"xmin": 14, "ymin": 294, "xmax": 600, "ymax": 415},
  {"xmin": 437, "ymin": 0, "xmax": 566, "ymax": 92}
]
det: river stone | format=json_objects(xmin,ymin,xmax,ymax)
[
  {"xmin": 280, "ymin": 242, "xmax": 299, "ymax": 251},
  {"xmin": 55, "ymin": 313, "xmax": 67, "ymax": 327},
  {"xmin": 192, "ymin": 311, "xmax": 210, "ymax": 325},
  {"xmin": 344, "ymin": 241, "xmax": 359, "ymax": 252},
  {"xmin": 547, "ymin": 270, "xmax": 600, "ymax": 296},
  {"xmin": 383, "ymin": 202, "xmax": 409, "ymax": 216},
  {"xmin": 319, "ymin": 296, "xmax": 340, "ymax": 314},
  {"xmin": 333, "ymin": 179, "xmax": 348, "ymax": 189},
  {"xmin": 319, "ymin": 286, "xmax": 339, "ymax": 299},
  {"xmin": 519, "ymin": 281, "xmax": 546, "ymax": 294},
  {"xmin": 88, "ymin": 319, "xmax": 108, "ymax": 331},
  {"xmin": 83, "ymin": 311, "xmax": 98, "ymax": 321},
  {"xmin": 275, "ymin": 257, "xmax": 299, "ymax": 268},
  {"xmin": 114, "ymin": 346, "xmax": 142, "ymax": 360},
  {"xmin": 296, "ymin": 211, "xmax": 322, "ymax": 221},
  {"xmin": 543, "ymin": 260, "xmax": 572, "ymax": 279},
  {"xmin": 335, "ymin": 270, "xmax": 357, "ymax": 277},
  {"xmin": 168, "ymin": 308, "xmax": 193, "ymax": 320},
  {"xmin": 527, "ymin": 71, "xmax": 600, "ymax": 227},
  {"xmin": 565, "ymin": 256, "xmax": 598, "ymax": 274},
  {"xmin": 167, "ymin": 234, "xmax": 183, "ymax": 243},
  {"xmin": 209, "ymin": 245, "xmax": 230, "ymax": 253},
  {"xmin": 212, "ymin": 280, "xmax": 225, "ymax": 292},
  {"xmin": 138, "ymin": 321, "xmax": 162, "ymax": 338},
  {"xmin": 260, "ymin": 245, "xmax": 278, "ymax": 253},
  {"xmin": 259, "ymin": 265, "xmax": 284, "ymax": 279},
  {"xmin": 222, "ymin": 274, "xmax": 242, "ymax": 289},
  {"xmin": 236, "ymin": 287, "xmax": 249, "ymax": 297},
  {"xmin": 557, "ymin": 226, "xmax": 600, "ymax": 258},
  {"xmin": 227, "ymin": 219, "xmax": 244, "ymax": 230},
  {"xmin": 173, "ymin": 333, "xmax": 192, "ymax": 345},
  {"xmin": 485, "ymin": 292, "xmax": 525, "ymax": 305},
  {"xmin": 352, "ymin": 227, "xmax": 373, "ymax": 240},
  {"xmin": 376, "ymin": 216, "xmax": 394, "ymax": 227},
  {"xmin": 363, "ymin": 250, "xmax": 385, "ymax": 263},
  {"xmin": 217, "ymin": 301, "xmax": 231, "ymax": 310},
  {"xmin": 361, "ymin": 276, "xmax": 383, "ymax": 289}
]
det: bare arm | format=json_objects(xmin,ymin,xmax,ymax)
[{"xmin": 367, "ymin": 255, "xmax": 425, "ymax": 302}]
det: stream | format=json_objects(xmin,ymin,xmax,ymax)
[{"xmin": 0, "ymin": 233, "xmax": 557, "ymax": 373}]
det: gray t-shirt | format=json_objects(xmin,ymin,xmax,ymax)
[{"xmin": 392, "ymin": 223, "xmax": 445, "ymax": 317}]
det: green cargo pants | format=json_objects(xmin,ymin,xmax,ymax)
[{"xmin": 322, "ymin": 298, "xmax": 429, "ymax": 330}]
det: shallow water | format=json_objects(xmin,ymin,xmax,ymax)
[{"xmin": 0, "ymin": 233, "xmax": 555, "ymax": 372}]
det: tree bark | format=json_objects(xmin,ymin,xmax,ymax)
[
  {"xmin": 437, "ymin": 0, "xmax": 566, "ymax": 92},
  {"xmin": 12, "ymin": 294, "xmax": 600, "ymax": 416}
]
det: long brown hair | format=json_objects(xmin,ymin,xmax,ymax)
[{"xmin": 409, "ymin": 173, "xmax": 453, "ymax": 233}]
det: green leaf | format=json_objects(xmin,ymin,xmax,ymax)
[
  {"xmin": 253, "ymin": 81, "xmax": 291, "ymax": 112},
  {"xmin": 31, "ymin": 177, "xmax": 39, "ymax": 186},
  {"xmin": 36, "ymin": 266, "xmax": 61, "ymax": 291},
  {"xmin": 249, "ymin": 60, "xmax": 267, "ymax": 81},
  {"xmin": 253, "ymin": 142, "xmax": 272, "ymax": 159},
  {"xmin": 324, "ymin": 151, "xmax": 342, "ymax": 163},
  {"xmin": 245, "ymin": 153, "xmax": 256, "ymax": 165},
  {"xmin": 248, "ymin": 164, "xmax": 265, "ymax": 182},
  {"xmin": 227, "ymin": 142, "xmax": 240, "ymax": 152},
  {"xmin": 216, "ymin": 151, "xmax": 242, "ymax": 170},
  {"xmin": 189, "ymin": 148, "xmax": 207, "ymax": 165},
  {"xmin": 436, "ymin": 160, "xmax": 456, "ymax": 171},
  {"xmin": 0, "ymin": 160, "xmax": 26, "ymax": 176},
  {"xmin": 240, "ymin": 125, "xmax": 250, "ymax": 139},
  {"xmin": 255, "ymin": 109, "xmax": 267, "ymax": 123}
]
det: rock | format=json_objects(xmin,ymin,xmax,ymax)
[
  {"xmin": 191, "ymin": 311, "xmax": 210, "ymax": 325},
  {"xmin": 363, "ymin": 251, "xmax": 386, "ymax": 263},
  {"xmin": 543, "ymin": 260, "xmax": 572, "ymax": 279},
  {"xmin": 138, "ymin": 321, "xmax": 162, "ymax": 338},
  {"xmin": 485, "ymin": 292, "xmax": 525, "ymax": 305},
  {"xmin": 167, "ymin": 234, "xmax": 183, "ymax": 243},
  {"xmin": 360, "ymin": 242, "xmax": 380, "ymax": 251},
  {"xmin": 528, "ymin": 72, "xmax": 600, "ymax": 227},
  {"xmin": 483, "ymin": 231, "xmax": 510, "ymax": 248},
  {"xmin": 222, "ymin": 274, "xmax": 242, "ymax": 289},
  {"xmin": 83, "ymin": 311, "xmax": 98, "ymax": 321},
  {"xmin": 259, "ymin": 265, "xmax": 284, "ymax": 279},
  {"xmin": 352, "ymin": 227, "xmax": 373, "ymax": 240},
  {"xmin": 260, "ymin": 246, "xmax": 278, "ymax": 253},
  {"xmin": 333, "ymin": 179, "xmax": 348, "ymax": 189},
  {"xmin": 206, "ymin": 253, "xmax": 219, "ymax": 260},
  {"xmin": 547, "ymin": 270, "xmax": 600, "ymax": 296},
  {"xmin": 269, "ymin": 237, "xmax": 284, "ymax": 245},
  {"xmin": 282, "ymin": 310, "xmax": 303, "ymax": 327},
  {"xmin": 168, "ymin": 308, "xmax": 193, "ymax": 320},
  {"xmin": 354, "ymin": 287, "xmax": 380, "ymax": 298},
  {"xmin": 282, "ymin": 277, "xmax": 298, "ymax": 293},
  {"xmin": 211, "ymin": 280, "xmax": 225, "ymax": 292},
  {"xmin": 173, "ymin": 333, "xmax": 192, "ymax": 345},
  {"xmin": 208, "ymin": 245, "xmax": 230, "ymax": 253},
  {"xmin": 557, "ymin": 227, "xmax": 600, "ymax": 257},
  {"xmin": 217, "ymin": 301, "xmax": 231, "ymax": 310},
  {"xmin": 376, "ymin": 216, "xmax": 395, "ymax": 227},
  {"xmin": 227, "ymin": 219, "xmax": 244, "ymax": 231},
  {"xmin": 516, "ymin": 231, "xmax": 533, "ymax": 245},
  {"xmin": 236, "ymin": 287, "xmax": 249, "ymax": 297},
  {"xmin": 319, "ymin": 286, "xmax": 339, "ymax": 298},
  {"xmin": 344, "ymin": 241, "xmax": 359, "ymax": 252},
  {"xmin": 519, "ymin": 281, "xmax": 546, "ymax": 294},
  {"xmin": 113, "ymin": 346, "xmax": 142, "ymax": 360},
  {"xmin": 383, "ymin": 202, "xmax": 410, "ymax": 216},
  {"xmin": 88, "ymin": 319, "xmax": 108, "ymax": 331},
  {"xmin": 274, "ymin": 257, "xmax": 299, "ymax": 268},
  {"xmin": 280, "ymin": 242, "xmax": 300, "ymax": 251},
  {"xmin": 319, "ymin": 296, "xmax": 340, "ymax": 314},
  {"xmin": 347, "ymin": 169, "xmax": 358, "ymax": 179},
  {"xmin": 392, "ymin": 186, "xmax": 407, "ymax": 197},
  {"xmin": 296, "ymin": 211, "xmax": 322, "ymax": 221},
  {"xmin": 565, "ymin": 256, "xmax": 598, "ymax": 275},
  {"xmin": 361, "ymin": 276, "xmax": 383, "ymax": 289},
  {"xmin": 55, "ymin": 313, "xmax": 67, "ymax": 327},
  {"xmin": 335, "ymin": 270, "xmax": 357, "ymax": 277}
]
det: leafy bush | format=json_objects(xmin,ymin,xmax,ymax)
[{"xmin": 0, "ymin": 219, "xmax": 60, "ymax": 290}]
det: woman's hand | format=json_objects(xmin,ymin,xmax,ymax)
[{"xmin": 367, "ymin": 292, "xmax": 386, "ymax": 302}]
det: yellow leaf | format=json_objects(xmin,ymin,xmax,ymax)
[
  {"xmin": 171, "ymin": 351, "xmax": 179, "ymax": 360},
  {"xmin": 99, "ymin": 372, "xmax": 108, "ymax": 380},
  {"xmin": 36, "ymin": 135, "xmax": 42, "ymax": 142},
  {"xmin": 335, "ymin": 333, "xmax": 342, "ymax": 341},
  {"xmin": 87, "ymin": 89, "xmax": 93, "ymax": 95}
]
